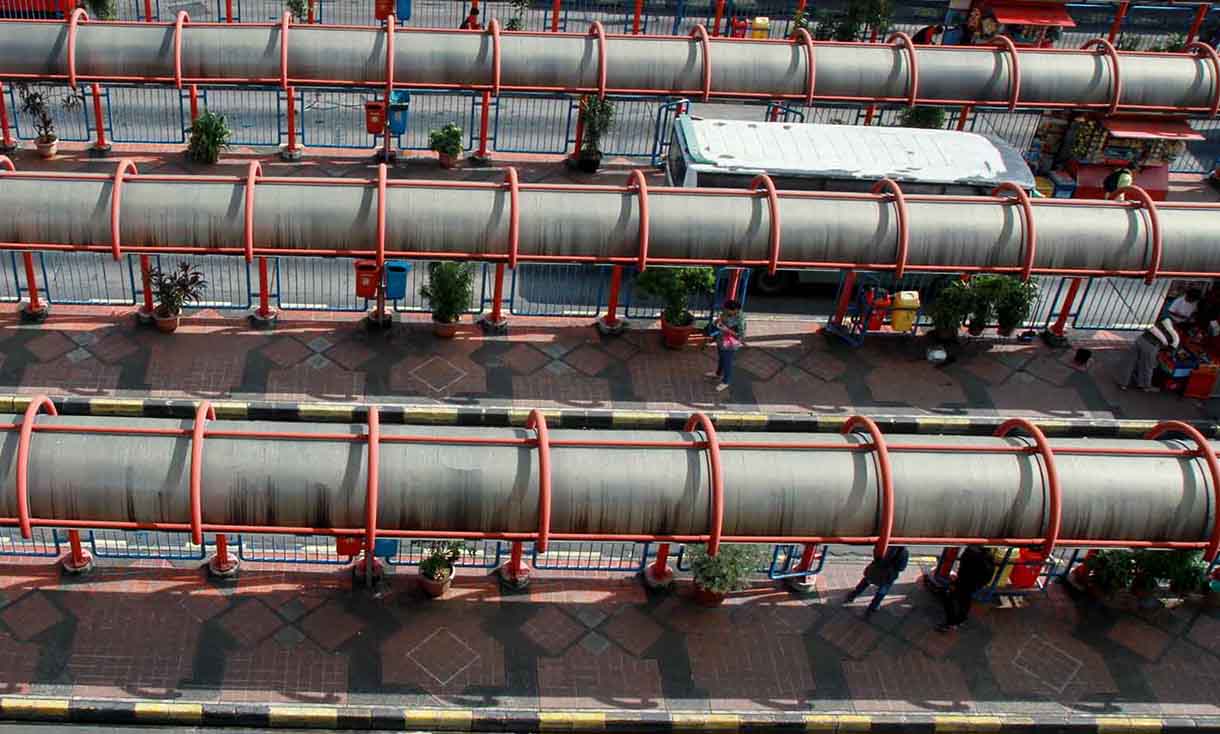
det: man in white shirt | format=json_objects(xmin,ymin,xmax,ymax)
[
  {"xmin": 1167, "ymin": 288, "xmax": 1203, "ymax": 326},
  {"xmin": 1119, "ymin": 317, "xmax": 1179, "ymax": 392}
]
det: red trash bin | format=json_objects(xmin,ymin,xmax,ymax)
[
  {"xmin": 355, "ymin": 260, "xmax": 381, "ymax": 298},
  {"xmin": 1009, "ymin": 548, "xmax": 1045, "ymax": 589},
  {"xmin": 364, "ymin": 101, "xmax": 386, "ymax": 135},
  {"xmin": 374, "ymin": 0, "xmax": 393, "ymax": 19}
]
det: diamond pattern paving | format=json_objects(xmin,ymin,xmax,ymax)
[{"xmin": 0, "ymin": 592, "xmax": 62, "ymax": 641}]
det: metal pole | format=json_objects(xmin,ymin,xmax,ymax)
[
  {"xmin": 89, "ymin": 83, "xmax": 110, "ymax": 152},
  {"xmin": 489, "ymin": 262, "xmax": 506, "ymax": 323},
  {"xmin": 0, "ymin": 80, "xmax": 15, "ymax": 153},
  {"xmin": 632, "ymin": 0, "xmax": 643, "ymax": 34},
  {"xmin": 307, "ymin": 0, "xmax": 314, "ymax": 24},
  {"xmin": 1049, "ymin": 278, "xmax": 1084, "ymax": 337},
  {"xmin": 209, "ymin": 532, "xmax": 238, "ymax": 576},
  {"xmin": 476, "ymin": 90, "xmax": 491, "ymax": 160},
  {"xmin": 726, "ymin": 268, "xmax": 742, "ymax": 301},
  {"xmin": 1188, "ymin": 3, "xmax": 1209, "ymax": 44},
  {"xmin": 19, "ymin": 251, "xmax": 45, "ymax": 321},
  {"xmin": 500, "ymin": 540, "xmax": 529, "ymax": 587},
  {"xmin": 644, "ymin": 542, "xmax": 673, "ymax": 587},
  {"xmin": 144, "ymin": 0, "xmax": 153, "ymax": 21},
  {"xmin": 830, "ymin": 271, "xmax": 856, "ymax": 327},
  {"xmin": 712, "ymin": 0, "xmax": 724, "ymax": 36},
  {"xmin": 863, "ymin": 104, "xmax": 876, "ymax": 126},
  {"xmin": 568, "ymin": 106, "xmax": 585, "ymax": 160},
  {"xmin": 282, "ymin": 85, "xmax": 301, "ymax": 160},
  {"xmin": 550, "ymin": 0, "xmax": 560, "ymax": 32},
  {"xmin": 598, "ymin": 265, "xmax": 623, "ymax": 330},
  {"xmin": 225, "ymin": 0, "xmax": 233, "ymax": 22},
  {"xmin": 188, "ymin": 85, "xmax": 199, "ymax": 122},
  {"xmin": 63, "ymin": 529, "xmax": 92, "ymax": 573},
  {"xmin": 138, "ymin": 254, "xmax": 154, "ymax": 322},
  {"xmin": 956, "ymin": 104, "xmax": 972, "ymax": 131},
  {"xmin": 257, "ymin": 256, "xmax": 273, "ymax": 319},
  {"xmin": 1108, "ymin": 1, "xmax": 1129, "ymax": 42}
]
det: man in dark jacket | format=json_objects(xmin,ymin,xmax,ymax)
[
  {"xmin": 844, "ymin": 545, "xmax": 909, "ymax": 616},
  {"xmin": 937, "ymin": 545, "xmax": 995, "ymax": 632}
]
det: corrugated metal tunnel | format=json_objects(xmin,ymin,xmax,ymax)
[
  {"xmin": 0, "ymin": 17, "xmax": 1217, "ymax": 112},
  {"xmin": 0, "ymin": 412, "xmax": 1215, "ymax": 555}
]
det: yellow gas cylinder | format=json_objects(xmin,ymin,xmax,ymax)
[
  {"xmin": 750, "ymin": 16, "xmax": 769, "ymax": 38},
  {"xmin": 890, "ymin": 290, "xmax": 921, "ymax": 332}
]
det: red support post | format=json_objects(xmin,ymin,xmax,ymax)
[
  {"xmin": 828, "ymin": 270, "xmax": 856, "ymax": 327},
  {"xmin": 138, "ymin": 255, "xmax": 154, "ymax": 322},
  {"xmin": 711, "ymin": 0, "xmax": 724, "ymax": 36},
  {"xmin": 61, "ymin": 529, "xmax": 93, "ymax": 573},
  {"xmin": 90, "ymin": 83, "xmax": 110, "ymax": 152},
  {"xmin": 489, "ymin": 262, "xmax": 506, "ymax": 323},
  {"xmin": 568, "ymin": 107, "xmax": 585, "ymax": 160},
  {"xmin": 1108, "ymin": 1, "xmax": 1129, "ymax": 43},
  {"xmin": 551, "ymin": 0, "xmax": 560, "ymax": 31},
  {"xmin": 0, "ymin": 82, "xmax": 13, "ymax": 154},
  {"xmin": 726, "ymin": 268, "xmax": 742, "ymax": 301},
  {"xmin": 257, "ymin": 257, "xmax": 273, "ymax": 320},
  {"xmin": 929, "ymin": 546, "xmax": 960, "ymax": 589},
  {"xmin": 795, "ymin": 543, "xmax": 817, "ymax": 573},
  {"xmin": 864, "ymin": 104, "xmax": 877, "ymax": 125},
  {"xmin": 643, "ymin": 542, "xmax": 674, "ymax": 588},
  {"xmin": 795, "ymin": 0, "xmax": 806, "ymax": 15},
  {"xmin": 956, "ymin": 104, "xmax": 972, "ymax": 131},
  {"xmin": 632, "ymin": 0, "xmax": 643, "ymax": 34},
  {"xmin": 209, "ymin": 532, "xmax": 238, "ymax": 576},
  {"xmin": 188, "ymin": 85, "xmax": 199, "ymax": 122},
  {"xmin": 768, "ymin": 103, "xmax": 780, "ymax": 121},
  {"xmin": 500, "ymin": 539, "xmax": 530, "ymax": 588},
  {"xmin": 282, "ymin": 85, "xmax": 301, "ymax": 160},
  {"xmin": 307, "ymin": 0, "xmax": 314, "ymax": 23},
  {"xmin": 225, "ymin": 0, "xmax": 233, "ymax": 22},
  {"xmin": 782, "ymin": 542, "xmax": 819, "ymax": 591},
  {"xmin": 1188, "ymin": 3, "xmax": 1209, "ymax": 45},
  {"xmin": 597, "ymin": 265, "xmax": 624, "ymax": 332},
  {"xmin": 476, "ymin": 90, "xmax": 491, "ymax": 160},
  {"xmin": 1048, "ymin": 277, "xmax": 1084, "ymax": 337},
  {"xmin": 144, "ymin": 0, "xmax": 153, "ymax": 21},
  {"xmin": 19, "ymin": 252, "xmax": 46, "ymax": 322}
]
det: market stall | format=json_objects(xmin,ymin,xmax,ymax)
[{"xmin": 942, "ymin": 0, "xmax": 1076, "ymax": 46}]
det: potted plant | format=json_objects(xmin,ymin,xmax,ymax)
[
  {"xmin": 285, "ymin": 0, "xmax": 307, "ymax": 19},
  {"xmin": 1087, "ymin": 549, "xmax": 1135, "ymax": 598},
  {"xmin": 504, "ymin": 0, "xmax": 528, "ymax": 30},
  {"xmin": 418, "ymin": 541, "xmax": 464, "ymax": 598},
  {"xmin": 576, "ymin": 95, "xmax": 615, "ymax": 173},
  {"xmin": 429, "ymin": 123, "xmax": 463, "ymax": 168},
  {"xmin": 686, "ymin": 543, "xmax": 767, "ymax": 607},
  {"xmin": 928, "ymin": 278, "xmax": 971, "ymax": 342},
  {"xmin": 420, "ymin": 261, "xmax": 474, "ymax": 338},
  {"xmin": 898, "ymin": 106, "xmax": 947, "ymax": 130},
  {"xmin": 965, "ymin": 275, "xmax": 1001, "ymax": 336},
  {"xmin": 994, "ymin": 277, "xmax": 1039, "ymax": 337},
  {"xmin": 634, "ymin": 266, "xmax": 716, "ymax": 348},
  {"xmin": 149, "ymin": 262, "xmax": 208, "ymax": 333},
  {"xmin": 15, "ymin": 83, "xmax": 82, "ymax": 159},
  {"xmin": 1166, "ymin": 551, "xmax": 1207, "ymax": 597},
  {"xmin": 187, "ymin": 110, "xmax": 232, "ymax": 164}
]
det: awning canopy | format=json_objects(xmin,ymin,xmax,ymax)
[
  {"xmin": 1103, "ymin": 117, "xmax": 1205, "ymax": 141},
  {"xmin": 983, "ymin": 1, "xmax": 1077, "ymax": 27}
]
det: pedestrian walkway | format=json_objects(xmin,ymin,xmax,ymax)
[
  {"xmin": 0, "ymin": 307, "xmax": 1213, "ymax": 423},
  {"xmin": 0, "ymin": 551, "xmax": 1216, "ymax": 730}
]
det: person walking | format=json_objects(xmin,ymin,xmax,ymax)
[
  {"xmin": 937, "ymin": 544, "xmax": 995, "ymax": 633},
  {"xmin": 459, "ymin": 6, "xmax": 481, "ymax": 29},
  {"xmin": 844, "ymin": 545, "xmax": 909, "ymax": 617},
  {"xmin": 704, "ymin": 299, "xmax": 745, "ymax": 393},
  {"xmin": 1118, "ymin": 317, "xmax": 1178, "ymax": 392},
  {"xmin": 1167, "ymin": 287, "xmax": 1203, "ymax": 327},
  {"xmin": 1103, "ymin": 166, "xmax": 1134, "ymax": 197}
]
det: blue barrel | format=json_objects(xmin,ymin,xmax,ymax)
[
  {"xmin": 387, "ymin": 90, "xmax": 410, "ymax": 136},
  {"xmin": 395, "ymin": 0, "xmax": 411, "ymax": 20},
  {"xmin": 384, "ymin": 260, "xmax": 412, "ymax": 300}
]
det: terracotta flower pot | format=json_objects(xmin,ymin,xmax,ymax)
[
  {"xmin": 154, "ymin": 311, "xmax": 181, "ymax": 334},
  {"xmin": 35, "ymin": 137, "xmax": 58, "ymax": 159},
  {"xmin": 419, "ymin": 568, "xmax": 453, "ymax": 598},
  {"xmin": 433, "ymin": 318, "xmax": 458, "ymax": 339},
  {"xmin": 438, "ymin": 152, "xmax": 457, "ymax": 169},
  {"xmin": 577, "ymin": 151, "xmax": 601, "ymax": 173},
  {"xmin": 660, "ymin": 316, "xmax": 694, "ymax": 349},
  {"xmin": 692, "ymin": 581, "xmax": 725, "ymax": 608}
]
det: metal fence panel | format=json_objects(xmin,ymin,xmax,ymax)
[
  {"xmin": 386, "ymin": 539, "xmax": 505, "ymax": 567},
  {"xmin": 88, "ymin": 530, "xmax": 205, "ymax": 560},
  {"xmin": 969, "ymin": 108, "xmax": 1043, "ymax": 153},
  {"xmin": 0, "ymin": 527, "xmax": 61, "ymax": 558},
  {"xmin": 493, "ymin": 93, "xmax": 575, "ymax": 154},
  {"xmin": 276, "ymin": 256, "xmax": 369, "ymax": 312},
  {"xmin": 199, "ymin": 87, "xmax": 281, "ymax": 146},
  {"xmin": 401, "ymin": 91, "xmax": 477, "ymax": 151},
  {"xmin": 6, "ymin": 83, "xmax": 91, "ymax": 142},
  {"xmin": 1172, "ymin": 118, "xmax": 1220, "ymax": 174},
  {"xmin": 39, "ymin": 252, "xmax": 136, "ymax": 306},
  {"xmin": 222, "ymin": 0, "xmax": 287, "ymax": 21},
  {"xmin": 509, "ymin": 264, "xmax": 608, "ymax": 317},
  {"xmin": 532, "ymin": 541, "xmax": 649, "ymax": 571},
  {"xmin": 151, "ymin": 254, "xmax": 252, "ymax": 309},
  {"xmin": 401, "ymin": 0, "xmax": 465, "ymax": 27},
  {"xmin": 600, "ymin": 96, "xmax": 668, "ymax": 158},
  {"xmin": 622, "ymin": 266, "xmax": 743, "ymax": 320},
  {"xmin": 105, "ymin": 85, "xmax": 188, "ymax": 144},
  {"xmin": 235, "ymin": 534, "xmax": 351, "ymax": 564},
  {"xmin": 300, "ymin": 88, "xmax": 381, "ymax": 149},
  {"xmin": 1072, "ymin": 277, "xmax": 1171, "ymax": 331},
  {"xmin": 0, "ymin": 253, "xmax": 21, "ymax": 303}
]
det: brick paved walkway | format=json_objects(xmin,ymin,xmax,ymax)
[
  {"xmin": 0, "ymin": 307, "xmax": 1213, "ymax": 421},
  {"xmin": 0, "ymin": 553, "xmax": 1216, "ymax": 722}
]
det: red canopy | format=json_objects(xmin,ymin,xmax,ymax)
[
  {"xmin": 1103, "ymin": 117, "xmax": 1206, "ymax": 141},
  {"xmin": 983, "ymin": 0, "xmax": 1077, "ymax": 27}
]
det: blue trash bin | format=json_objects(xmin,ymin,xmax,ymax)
[
  {"xmin": 387, "ymin": 90, "xmax": 410, "ymax": 137},
  {"xmin": 384, "ymin": 260, "xmax": 412, "ymax": 300},
  {"xmin": 395, "ymin": 0, "xmax": 411, "ymax": 20}
]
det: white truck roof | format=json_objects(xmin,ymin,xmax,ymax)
[{"xmin": 677, "ymin": 117, "xmax": 1036, "ymax": 190}]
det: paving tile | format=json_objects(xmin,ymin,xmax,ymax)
[
  {"xmin": 1188, "ymin": 613, "xmax": 1220, "ymax": 655},
  {"xmin": 796, "ymin": 349, "xmax": 849, "ymax": 382},
  {"xmin": 24, "ymin": 332, "xmax": 76, "ymax": 361},
  {"xmin": 217, "ymin": 599, "xmax": 284, "ymax": 647},
  {"xmin": 411, "ymin": 356, "xmax": 471, "ymax": 393},
  {"xmin": 88, "ymin": 330, "xmax": 140, "ymax": 363},
  {"xmin": 380, "ymin": 606, "xmax": 504, "ymax": 694},
  {"xmin": 602, "ymin": 606, "xmax": 664, "ymax": 656},
  {"xmin": 499, "ymin": 343, "xmax": 550, "ymax": 375},
  {"xmin": 406, "ymin": 628, "xmax": 483, "ymax": 686},
  {"xmin": 1108, "ymin": 616, "xmax": 1172, "ymax": 661},
  {"xmin": 325, "ymin": 339, "xmax": 380, "ymax": 370},
  {"xmin": 601, "ymin": 337, "xmax": 639, "ymax": 362},
  {"xmin": 260, "ymin": 337, "xmax": 312, "ymax": 368},
  {"xmin": 1022, "ymin": 355, "xmax": 1078, "ymax": 387},
  {"xmin": 735, "ymin": 347, "xmax": 784, "ymax": 380},
  {"xmin": 298, "ymin": 599, "xmax": 365, "ymax": 651},
  {"xmin": 817, "ymin": 609, "xmax": 879, "ymax": 659},
  {"xmin": 522, "ymin": 605, "xmax": 586, "ymax": 655},
  {"xmin": 0, "ymin": 592, "xmax": 62, "ymax": 641},
  {"xmin": 563, "ymin": 345, "xmax": 611, "ymax": 377},
  {"xmin": 572, "ymin": 607, "xmax": 607, "ymax": 629}
]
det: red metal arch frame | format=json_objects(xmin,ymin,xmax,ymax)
[
  {"xmin": 995, "ymin": 418, "xmax": 1061, "ymax": 558},
  {"xmin": 189, "ymin": 400, "xmax": 215, "ymax": 545},
  {"xmin": 886, "ymin": 31, "xmax": 918, "ymax": 107},
  {"xmin": 992, "ymin": 181, "xmax": 1036, "ymax": 282},
  {"xmin": 1081, "ymin": 37, "xmax": 1122, "ymax": 116},
  {"xmin": 991, "ymin": 35, "xmax": 1021, "ymax": 112},
  {"xmin": 1146, "ymin": 420, "xmax": 1220, "ymax": 563},
  {"xmin": 364, "ymin": 405, "xmax": 380, "ymax": 580},
  {"xmin": 243, "ymin": 161, "xmax": 261, "ymax": 263},
  {"xmin": 527, "ymin": 409, "xmax": 552, "ymax": 554},
  {"xmin": 14, "ymin": 395, "xmax": 56, "ymax": 539},
  {"xmin": 503, "ymin": 166, "xmax": 520, "ymax": 269},
  {"xmin": 870, "ymin": 177, "xmax": 909, "ymax": 280},
  {"xmin": 173, "ymin": 11, "xmax": 190, "ymax": 90},
  {"xmin": 1187, "ymin": 41, "xmax": 1220, "ymax": 118},
  {"xmin": 685, "ymin": 412, "xmax": 724, "ymax": 556},
  {"xmin": 750, "ymin": 174, "xmax": 781, "ymax": 276},
  {"xmin": 0, "ymin": 156, "xmax": 13, "ymax": 172},
  {"xmin": 690, "ymin": 24, "xmax": 712, "ymax": 102},
  {"xmin": 376, "ymin": 162, "xmax": 388, "ymax": 270},
  {"xmin": 65, "ymin": 8, "xmax": 88, "ymax": 90},
  {"xmin": 279, "ymin": 11, "xmax": 291, "ymax": 91},
  {"xmin": 629, "ymin": 169, "xmax": 649, "ymax": 272},
  {"xmin": 488, "ymin": 18, "xmax": 502, "ymax": 97},
  {"xmin": 109, "ymin": 158, "xmax": 138, "ymax": 262},
  {"xmin": 385, "ymin": 14, "xmax": 395, "ymax": 98},
  {"xmin": 841, "ymin": 415, "xmax": 893, "ymax": 559},
  {"xmin": 588, "ymin": 21, "xmax": 607, "ymax": 100},
  {"xmin": 793, "ymin": 27, "xmax": 815, "ymax": 106},
  {"xmin": 1114, "ymin": 185, "xmax": 1161, "ymax": 284}
]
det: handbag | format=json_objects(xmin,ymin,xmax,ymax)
[{"xmin": 721, "ymin": 332, "xmax": 743, "ymax": 351}]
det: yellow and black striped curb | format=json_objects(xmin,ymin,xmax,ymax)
[
  {"xmin": 0, "ymin": 395, "xmax": 1213, "ymax": 439},
  {"xmin": 0, "ymin": 699, "xmax": 1212, "ymax": 733}
]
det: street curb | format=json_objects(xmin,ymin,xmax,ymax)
[
  {"xmin": 0, "ymin": 394, "xmax": 1215, "ymax": 438},
  {"xmin": 0, "ymin": 699, "xmax": 1211, "ymax": 732}
]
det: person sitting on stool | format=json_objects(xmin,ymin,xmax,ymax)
[{"xmin": 1119, "ymin": 317, "xmax": 1179, "ymax": 392}]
